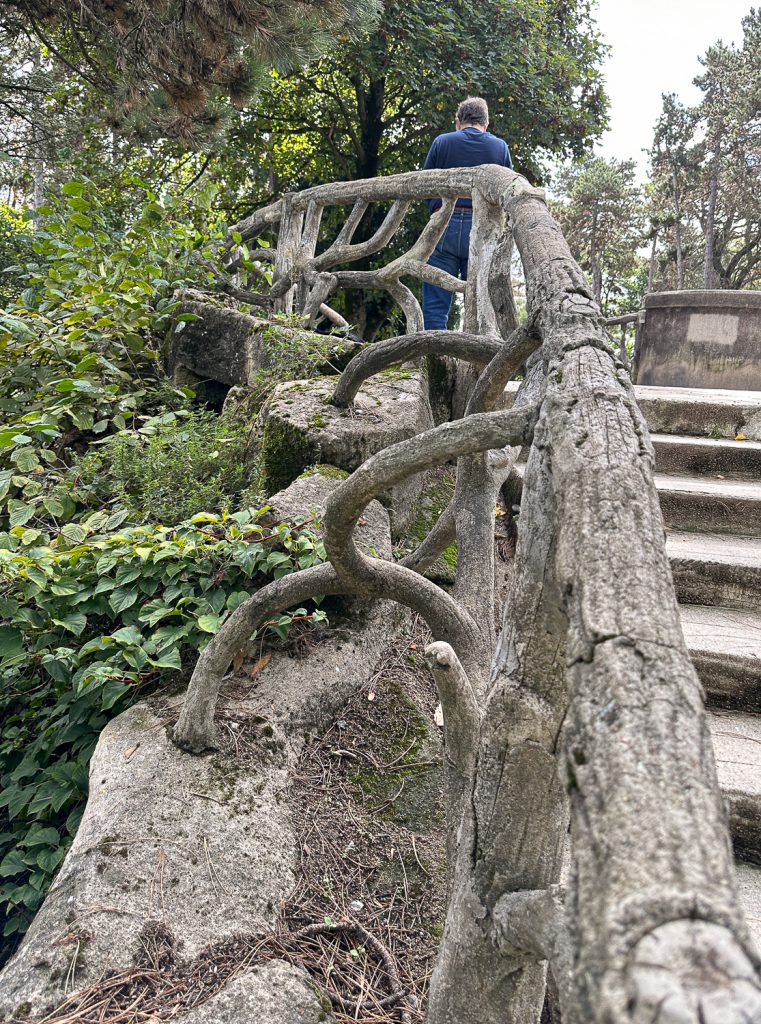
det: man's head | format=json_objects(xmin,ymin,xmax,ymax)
[{"xmin": 455, "ymin": 96, "xmax": 489, "ymax": 131}]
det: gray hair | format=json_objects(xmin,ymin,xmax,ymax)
[{"xmin": 456, "ymin": 97, "xmax": 489, "ymax": 127}]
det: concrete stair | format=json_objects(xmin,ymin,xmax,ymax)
[{"xmin": 506, "ymin": 379, "xmax": 761, "ymax": 880}]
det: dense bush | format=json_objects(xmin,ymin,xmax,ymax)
[
  {"xmin": 0, "ymin": 508, "xmax": 326, "ymax": 945},
  {"xmin": 0, "ymin": 176, "xmax": 223, "ymax": 531},
  {"xmin": 74, "ymin": 409, "xmax": 253, "ymax": 524}
]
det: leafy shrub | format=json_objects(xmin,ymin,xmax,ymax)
[
  {"xmin": 74, "ymin": 409, "xmax": 253, "ymax": 524},
  {"xmin": 0, "ymin": 508, "xmax": 325, "ymax": 948},
  {"xmin": 0, "ymin": 176, "xmax": 224, "ymax": 530}
]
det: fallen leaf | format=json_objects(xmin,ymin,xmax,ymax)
[
  {"xmin": 494, "ymin": 506, "xmax": 506, "ymax": 517},
  {"xmin": 125, "ymin": 744, "xmax": 140, "ymax": 759},
  {"xmin": 250, "ymin": 653, "xmax": 271, "ymax": 678},
  {"xmin": 367, "ymin": 691, "xmax": 376, "ymax": 701},
  {"xmin": 736, "ymin": 433, "xmax": 747, "ymax": 441},
  {"xmin": 232, "ymin": 649, "xmax": 245, "ymax": 672},
  {"xmin": 434, "ymin": 704, "xmax": 444, "ymax": 729},
  {"xmin": 409, "ymin": 642, "xmax": 418, "ymax": 650}
]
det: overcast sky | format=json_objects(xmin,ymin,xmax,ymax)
[{"xmin": 592, "ymin": 0, "xmax": 751, "ymax": 176}]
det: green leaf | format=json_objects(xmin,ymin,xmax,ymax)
[
  {"xmin": 10, "ymin": 448, "xmax": 39, "ymax": 472},
  {"xmin": 8, "ymin": 500, "xmax": 33, "ymax": 528},
  {"xmin": 72, "ymin": 234, "xmax": 93, "ymax": 248},
  {"xmin": 60, "ymin": 524, "xmax": 87, "ymax": 546},
  {"xmin": 196, "ymin": 614, "xmax": 221, "ymax": 633},
  {"xmin": 111, "ymin": 625, "xmax": 143, "ymax": 645},
  {"xmin": 36, "ymin": 846, "xmax": 66, "ymax": 874},
  {"xmin": 150, "ymin": 646, "xmax": 182, "ymax": 670},
  {"xmin": 24, "ymin": 827, "xmax": 61, "ymax": 848},
  {"xmin": 0, "ymin": 850, "xmax": 26, "ymax": 877},
  {"xmin": 52, "ymin": 613, "xmax": 88, "ymax": 637},
  {"xmin": 0, "ymin": 626, "xmax": 24, "ymax": 665},
  {"xmin": 69, "ymin": 213, "xmax": 92, "ymax": 229},
  {"xmin": 61, "ymin": 180, "xmax": 86, "ymax": 196},
  {"xmin": 43, "ymin": 496, "xmax": 64, "ymax": 517},
  {"xmin": 109, "ymin": 587, "xmax": 139, "ymax": 615}
]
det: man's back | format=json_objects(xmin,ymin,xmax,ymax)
[{"xmin": 424, "ymin": 126, "xmax": 512, "ymax": 172}]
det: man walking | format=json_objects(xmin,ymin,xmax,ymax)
[{"xmin": 422, "ymin": 97, "xmax": 512, "ymax": 330}]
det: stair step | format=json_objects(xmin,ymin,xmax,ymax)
[
  {"xmin": 668, "ymin": 532, "xmax": 761, "ymax": 611},
  {"xmin": 636, "ymin": 385, "xmax": 761, "ymax": 441},
  {"xmin": 681, "ymin": 605, "xmax": 761, "ymax": 710},
  {"xmin": 655, "ymin": 473, "xmax": 761, "ymax": 535},
  {"xmin": 503, "ymin": 381, "xmax": 761, "ymax": 440},
  {"xmin": 653, "ymin": 433, "xmax": 761, "ymax": 479},
  {"xmin": 505, "ymin": 460, "xmax": 761, "ymax": 537},
  {"xmin": 708, "ymin": 709, "xmax": 761, "ymax": 862},
  {"xmin": 736, "ymin": 861, "xmax": 761, "ymax": 950}
]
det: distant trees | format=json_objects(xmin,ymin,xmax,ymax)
[
  {"xmin": 552, "ymin": 157, "xmax": 643, "ymax": 309},
  {"xmin": 646, "ymin": 9, "xmax": 761, "ymax": 291}
]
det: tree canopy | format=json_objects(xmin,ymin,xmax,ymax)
[{"xmin": 2, "ymin": 0, "xmax": 379, "ymax": 141}]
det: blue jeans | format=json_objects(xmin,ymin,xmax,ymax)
[{"xmin": 422, "ymin": 209, "xmax": 472, "ymax": 330}]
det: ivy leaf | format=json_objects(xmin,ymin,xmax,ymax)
[{"xmin": 196, "ymin": 613, "xmax": 221, "ymax": 633}]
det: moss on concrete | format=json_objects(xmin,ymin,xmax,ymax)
[
  {"xmin": 350, "ymin": 680, "xmax": 442, "ymax": 834},
  {"xmin": 259, "ymin": 415, "xmax": 316, "ymax": 495},
  {"xmin": 400, "ymin": 470, "xmax": 457, "ymax": 584}
]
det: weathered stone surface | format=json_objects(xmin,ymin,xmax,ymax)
[
  {"xmin": 708, "ymin": 709, "xmax": 761, "ymax": 862},
  {"xmin": 735, "ymin": 862, "xmax": 761, "ymax": 951},
  {"xmin": 0, "ymin": 704, "xmax": 295, "ymax": 1020},
  {"xmin": 633, "ymin": 290, "xmax": 761, "ymax": 391},
  {"xmin": 682, "ymin": 604, "xmax": 761, "ymax": 711},
  {"xmin": 652, "ymin": 433, "xmax": 761, "ymax": 480},
  {"xmin": 267, "ymin": 468, "xmax": 393, "ymax": 562},
  {"xmin": 168, "ymin": 290, "xmax": 360, "ymax": 390},
  {"xmin": 178, "ymin": 960, "xmax": 334, "ymax": 1024},
  {"xmin": 655, "ymin": 472, "xmax": 761, "ymax": 535},
  {"xmin": 504, "ymin": 381, "xmax": 761, "ymax": 441},
  {"xmin": 669, "ymin": 532, "xmax": 761, "ymax": 612},
  {"xmin": 260, "ymin": 371, "xmax": 434, "ymax": 534}
]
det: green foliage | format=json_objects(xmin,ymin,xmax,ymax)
[
  {"xmin": 647, "ymin": 11, "xmax": 761, "ymax": 291},
  {"xmin": 0, "ymin": 203, "xmax": 34, "ymax": 304},
  {"xmin": 0, "ymin": 508, "xmax": 326, "ymax": 944},
  {"xmin": 250, "ymin": 0, "xmax": 609, "ymax": 188},
  {"xmin": 0, "ymin": 176, "xmax": 225, "ymax": 531},
  {"xmin": 6, "ymin": 0, "xmax": 379, "ymax": 144},
  {"xmin": 252, "ymin": 317, "xmax": 353, "ymax": 399},
  {"xmin": 552, "ymin": 157, "xmax": 645, "ymax": 310},
  {"xmin": 74, "ymin": 409, "xmax": 253, "ymax": 525}
]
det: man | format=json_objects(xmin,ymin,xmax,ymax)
[{"xmin": 421, "ymin": 96, "xmax": 513, "ymax": 330}]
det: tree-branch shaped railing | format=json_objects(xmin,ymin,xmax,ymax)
[{"xmin": 172, "ymin": 167, "xmax": 761, "ymax": 1024}]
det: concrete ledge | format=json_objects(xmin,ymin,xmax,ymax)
[
  {"xmin": 655, "ymin": 473, "xmax": 761, "ymax": 535},
  {"xmin": 681, "ymin": 605, "xmax": 761, "ymax": 711},
  {"xmin": 635, "ymin": 289, "xmax": 761, "ymax": 391},
  {"xmin": 709, "ymin": 709, "xmax": 761, "ymax": 862}
]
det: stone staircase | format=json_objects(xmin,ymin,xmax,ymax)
[{"xmin": 507, "ymin": 382, "xmax": 761, "ymax": 944}]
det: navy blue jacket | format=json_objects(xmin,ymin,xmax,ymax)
[{"xmin": 423, "ymin": 126, "xmax": 512, "ymax": 209}]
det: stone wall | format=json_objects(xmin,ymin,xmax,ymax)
[{"xmin": 634, "ymin": 290, "xmax": 761, "ymax": 391}]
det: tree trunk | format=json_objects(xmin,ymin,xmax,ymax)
[
  {"xmin": 704, "ymin": 171, "xmax": 719, "ymax": 289},
  {"xmin": 672, "ymin": 165, "xmax": 685, "ymax": 289},
  {"xmin": 589, "ymin": 209, "xmax": 602, "ymax": 305},
  {"xmin": 647, "ymin": 228, "xmax": 658, "ymax": 292}
]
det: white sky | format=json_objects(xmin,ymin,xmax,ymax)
[{"xmin": 592, "ymin": 0, "xmax": 750, "ymax": 176}]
